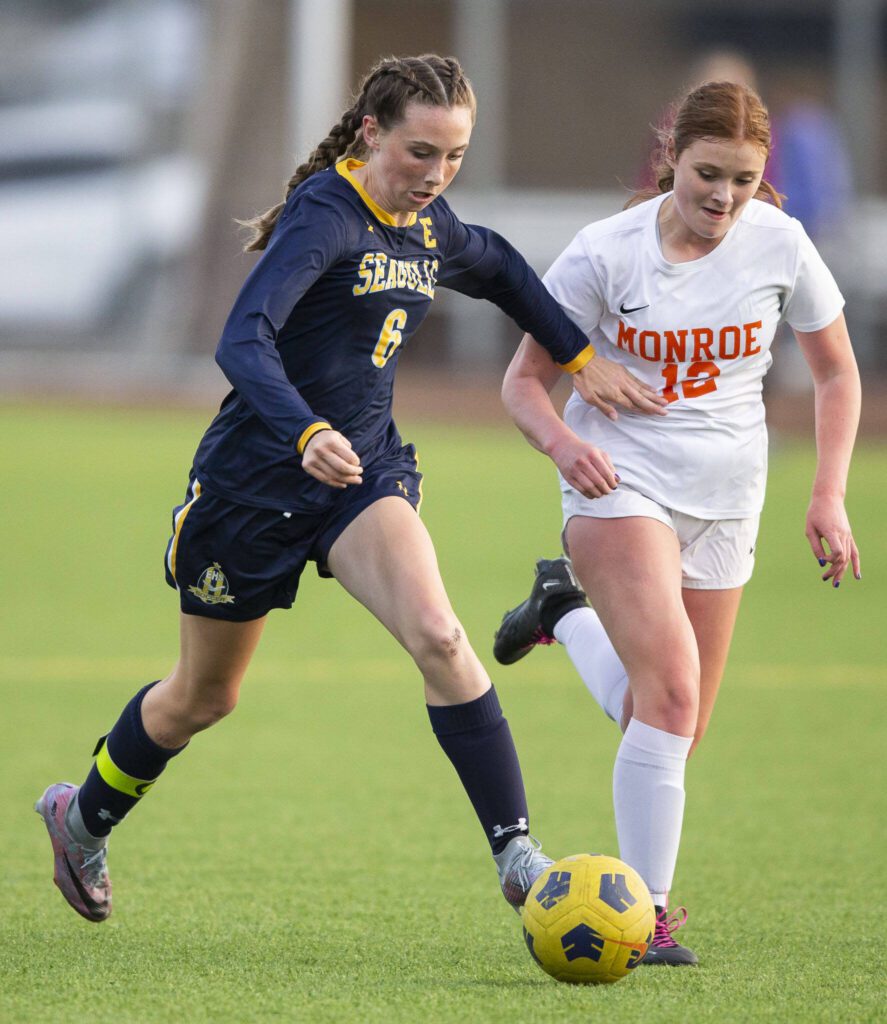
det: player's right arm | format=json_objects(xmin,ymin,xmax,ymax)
[
  {"xmin": 502, "ymin": 334, "xmax": 619, "ymax": 499},
  {"xmin": 215, "ymin": 192, "xmax": 352, "ymax": 452}
]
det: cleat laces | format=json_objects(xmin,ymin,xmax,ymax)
[
  {"xmin": 511, "ymin": 834, "xmax": 544, "ymax": 891},
  {"xmin": 653, "ymin": 906, "xmax": 689, "ymax": 948},
  {"xmin": 530, "ymin": 627, "xmax": 556, "ymax": 647},
  {"xmin": 80, "ymin": 846, "xmax": 109, "ymax": 887}
]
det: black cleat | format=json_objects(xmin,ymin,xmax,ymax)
[
  {"xmin": 493, "ymin": 557, "xmax": 588, "ymax": 666},
  {"xmin": 641, "ymin": 906, "xmax": 698, "ymax": 966}
]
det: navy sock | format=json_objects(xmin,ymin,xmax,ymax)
[
  {"xmin": 540, "ymin": 593, "xmax": 588, "ymax": 637},
  {"xmin": 76, "ymin": 682, "xmax": 187, "ymax": 837},
  {"xmin": 427, "ymin": 686, "xmax": 529, "ymax": 855}
]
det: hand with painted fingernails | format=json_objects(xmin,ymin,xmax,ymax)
[{"xmin": 805, "ymin": 493, "xmax": 861, "ymax": 588}]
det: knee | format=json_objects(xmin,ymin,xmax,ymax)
[
  {"xmin": 187, "ymin": 692, "xmax": 238, "ymax": 732},
  {"xmin": 659, "ymin": 674, "xmax": 699, "ymax": 719},
  {"xmin": 634, "ymin": 660, "xmax": 699, "ymax": 733},
  {"xmin": 172, "ymin": 681, "xmax": 239, "ymax": 735},
  {"xmin": 403, "ymin": 607, "xmax": 469, "ymax": 671}
]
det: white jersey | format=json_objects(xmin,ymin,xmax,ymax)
[{"xmin": 544, "ymin": 194, "xmax": 844, "ymax": 518}]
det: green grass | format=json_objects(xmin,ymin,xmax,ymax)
[{"xmin": 1, "ymin": 403, "xmax": 885, "ymax": 1023}]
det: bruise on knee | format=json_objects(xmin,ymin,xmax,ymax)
[{"xmin": 443, "ymin": 626, "xmax": 462, "ymax": 658}]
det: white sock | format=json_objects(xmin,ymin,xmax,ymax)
[
  {"xmin": 613, "ymin": 718, "xmax": 692, "ymax": 905},
  {"xmin": 554, "ymin": 607, "xmax": 628, "ymax": 723}
]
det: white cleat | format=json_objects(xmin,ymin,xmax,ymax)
[{"xmin": 493, "ymin": 834, "xmax": 553, "ymax": 912}]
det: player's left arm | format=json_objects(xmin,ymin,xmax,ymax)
[
  {"xmin": 435, "ymin": 212, "xmax": 591, "ymax": 369},
  {"xmin": 794, "ymin": 311, "xmax": 862, "ymax": 586},
  {"xmin": 437, "ymin": 212, "xmax": 665, "ymax": 417}
]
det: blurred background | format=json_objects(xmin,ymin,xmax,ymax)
[{"xmin": 1, "ymin": 0, "xmax": 885, "ymax": 415}]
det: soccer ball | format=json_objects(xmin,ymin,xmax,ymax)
[{"xmin": 522, "ymin": 853, "xmax": 654, "ymax": 984}]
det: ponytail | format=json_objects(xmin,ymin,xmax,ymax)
[{"xmin": 240, "ymin": 105, "xmax": 365, "ymax": 252}]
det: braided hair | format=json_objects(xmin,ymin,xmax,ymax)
[
  {"xmin": 627, "ymin": 80, "xmax": 783, "ymax": 210},
  {"xmin": 242, "ymin": 54, "xmax": 476, "ymax": 251}
]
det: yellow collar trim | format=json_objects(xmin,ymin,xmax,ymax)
[{"xmin": 336, "ymin": 159, "xmax": 417, "ymax": 228}]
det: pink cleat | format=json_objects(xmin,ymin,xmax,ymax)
[{"xmin": 35, "ymin": 783, "xmax": 111, "ymax": 922}]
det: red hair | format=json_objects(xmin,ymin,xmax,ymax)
[{"xmin": 628, "ymin": 81, "xmax": 782, "ymax": 209}]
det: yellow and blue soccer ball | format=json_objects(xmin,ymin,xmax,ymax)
[{"xmin": 521, "ymin": 853, "xmax": 654, "ymax": 984}]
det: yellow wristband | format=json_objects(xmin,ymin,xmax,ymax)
[
  {"xmin": 297, "ymin": 422, "xmax": 332, "ymax": 455},
  {"xmin": 560, "ymin": 343, "xmax": 596, "ymax": 374}
]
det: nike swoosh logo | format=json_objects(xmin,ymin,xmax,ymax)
[
  {"xmin": 541, "ymin": 580, "xmax": 560, "ymax": 590},
  {"xmin": 63, "ymin": 851, "xmax": 107, "ymax": 918},
  {"xmin": 619, "ymin": 302, "xmax": 649, "ymax": 314}
]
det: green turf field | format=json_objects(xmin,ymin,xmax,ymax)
[{"xmin": 2, "ymin": 403, "xmax": 884, "ymax": 1023}]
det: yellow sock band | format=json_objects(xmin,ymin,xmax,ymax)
[{"xmin": 95, "ymin": 741, "xmax": 157, "ymax": 799}]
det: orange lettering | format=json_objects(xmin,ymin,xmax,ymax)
[
  {"xmin": 691, "ymin": 327, "xmax": 714, "ymax": 360},
  {"xmin": 664, "ymin": 329, "xmax": 687, "ymax": 363},
  {"xmin": 683, "ymin": 360, "xmax": 719, "ymax": 398},
  {"xmin": 638, "ymin": 330, "xmax": 661, "ymax": 362},
  {"xmin": 661, "ymin": 363, "xmax": 679, "ymax": 403},
  {"xmin": 617, "ymin": 322, "xmax": 636, "ymax": 354},
  {"xmin": 743, "ymin": 320, "xmax": 762, "ymax": 356},
  {"xmin": 662, "ymin": 360, "xmax": 721, "ymax": 401},
  {"xmin": 719, "ymin": 326, "xmax": 741, "ymax": 359}
]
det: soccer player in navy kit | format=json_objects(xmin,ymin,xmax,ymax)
[{"xmin": 35, "ymin": 54, "xmax": 624, "ymax": 924}]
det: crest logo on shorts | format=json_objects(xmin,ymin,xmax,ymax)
[{"xmin": 187, "ymin": 562, "xmax": 235, "ymax": 605}]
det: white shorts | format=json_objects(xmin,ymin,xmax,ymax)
[{"xmin": 561, "ymin": 482, "xmax": 758, "ymax": 589}]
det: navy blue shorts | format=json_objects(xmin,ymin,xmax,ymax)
[{"xmin": 163, "ymin": 444, "xmax": 422, "ymax": 621}]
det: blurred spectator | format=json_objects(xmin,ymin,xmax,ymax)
[
  {"xmin": 766, "ymin": 69, "xmax": 855, "ymax": 394},
  {"xmin": 636, "ymin": 49, "xmax": 761, "ymax": 191},
  {"xmin": 767, "ymin": 69, "xmax": 854, "ymax": 243},
  {"xmin": 688, "ymin": 48, "xmax": 759, "ymax": 93}
]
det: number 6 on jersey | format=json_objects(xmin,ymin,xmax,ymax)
[{"xmin": 372, "ymin": 308, "xmax": 408, "ymax": 367}]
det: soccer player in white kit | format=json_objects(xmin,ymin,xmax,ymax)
[{"xmin": 493, "ymin": 81, "xmax": 862, "ymax": 965}]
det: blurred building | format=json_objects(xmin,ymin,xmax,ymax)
[{"xmin": 1, "ymin": 0, "xmax": 885, "ymax": 397}]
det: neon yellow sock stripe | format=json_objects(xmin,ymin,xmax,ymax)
[{"xmin": 95, "ymin": 742, "xmax": 157, "ymax": 799}]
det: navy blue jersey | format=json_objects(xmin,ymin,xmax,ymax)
[{"xmin": 192, "ymin": 159, "xmax": 593, "ymax": 513}]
